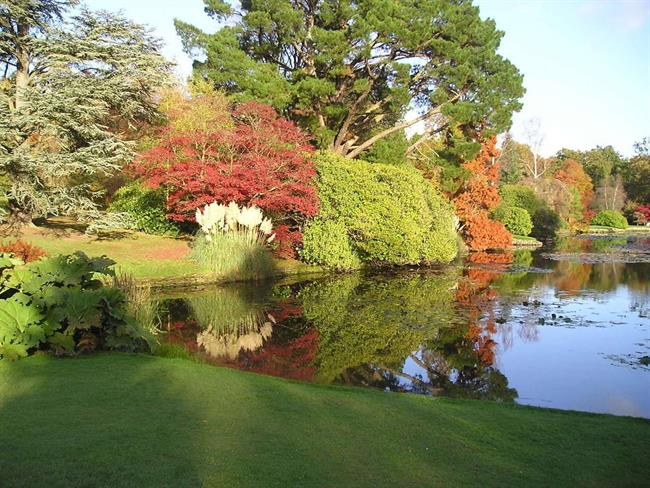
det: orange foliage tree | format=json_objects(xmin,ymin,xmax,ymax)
[
  {"xmin": 453, "ymin": 137, "xmax": 512, "ymax": 250},
  {"xmin": 554, "ymin": 158, "xmax": 594, "ymax": 221}
]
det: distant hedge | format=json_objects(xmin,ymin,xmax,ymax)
[
  {"xmin": 303, "ymin": 152, "xmax": 457, "ymax": 267},
  {"xmin": 591, "ymin": 210, "xmax": 628, "ymax": 229}
]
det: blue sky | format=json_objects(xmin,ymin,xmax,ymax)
[{"xmin": 87, "ymin": 0, "xmax": 650, "ymax": 157}]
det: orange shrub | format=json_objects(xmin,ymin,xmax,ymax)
[
  {"xmin": 0, "ymin": 240, "xmax": 47, "ymax": 262},
  {"xmin": 453, "ymin": 137, "xmax": 513, "ymax": 250}
]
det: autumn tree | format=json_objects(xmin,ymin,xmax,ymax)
[
  {"xmin": 175, "ymin": 0, "xmax": 524, "ymax": 160},
  {"xmin": 132, "ymin": 97, "xmax": 319, "ymax": 256},
  {"xmin": 453, "ymin": 137, "xmax": 512, "ymax": 250},
  {"xmin": 623, "ymin": 138, "xmax": 650, "ymax": 204},
  {"xmin": 554, "ymin": 159, "xmax": 594, "ymax": 221},
  {"xmin": 0, "ymin": 0, "xmax": 171, "ymax": 223},
  {"xmin": 557, "ymin": 145, "xmax": 627, "ymax": 211}
]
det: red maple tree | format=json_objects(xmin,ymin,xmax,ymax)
[
  {"xmin": 453, "ymin": 137, "xmax": 512, "ymax": 250},
  {"xmin": 132, "ymin": 101, "xmax": 319, "ymax": 257}
]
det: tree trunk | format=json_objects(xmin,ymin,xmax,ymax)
[{"xmin": 14, "ymin": 23, "xmax": 31, "ymax": 111}]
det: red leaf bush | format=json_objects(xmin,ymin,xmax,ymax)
[{"xmin": 132, "ymin": 99, "xmax": 319, "ymax": 257}]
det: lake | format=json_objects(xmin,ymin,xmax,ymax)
[{"xmin": 157, "ymin": 235, "xmax": 650, "ymax": 418}]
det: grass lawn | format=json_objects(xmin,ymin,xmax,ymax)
[
  {"xmin": 5, "ymin": 222, "xmax": 323, "ymax": 285},
  {"xmin": 1, "ymin": 354, "xmax": 648, "ymax": 487},
  {"xmin": 588, "ymin": 225, "xmax": 650, "ymax": 233}
]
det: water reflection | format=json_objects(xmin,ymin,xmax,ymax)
[{"xmin": 158, "ymin": 236, "xmax": 650, "ymax": 418}]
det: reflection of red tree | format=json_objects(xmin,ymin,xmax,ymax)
[
  {"xmin": 456, "ymin": 252, "xmax": 513, "ymax": 366},
  {"xmin": 237, "ymin": 328, "xmax": 320, "ymax": 381},
  {"xmin": 164, "ymin": 320, "xmax": 203, "ymax": 354}
]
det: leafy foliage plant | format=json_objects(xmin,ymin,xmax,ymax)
[{"xmin": 0, "ymin": 252, "xmax": 151, "ymax": 360}]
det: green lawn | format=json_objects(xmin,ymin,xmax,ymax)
[
  {"xmin": 6, "ymin": 224, "xmax": 323, "ymax": 285},
  {"xmin": 1, "ymin": 354, "xmax": 648, "ymax": 487},
  {"xmin": 588, "ymin": 225, "xmax": 650, "ymax": 233},
  {"xmin": 17, "ymin": 230, "xmax": 204, "ymax": 279}
]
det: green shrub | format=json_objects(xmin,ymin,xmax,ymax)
[
  {"xmin": 500, "ymin": 184, "xmax": 545, "ymax": 217},
  {"xmin": 492, "ymin": 205, "xmax": 533, "ymax": 236},
  {"xmin": 591, "ymin": 210, "xmax": 628, "ymax": 229},
  {"xmin": 108, "ymin": 182, "xmax": 179, "ymax": 236},
  {"xmin": 314, "ymin": 152, "xmax": 457, "ymax": 266},
  {"xmin": 301, "ymin": 219, "xmax": 361, "ymax": 270},
  {"xmin": 531, "ymin": 207, "xmax": 562, "ymax": 239},
  {"xmin": 0, "ymin": 252, "xmax": 150, "ymax": 360}
]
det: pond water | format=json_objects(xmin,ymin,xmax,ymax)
[{"xmin": 157, "ymin": 235, "xmax": 650, "ymax": 418}]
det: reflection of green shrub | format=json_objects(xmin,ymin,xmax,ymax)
[
  {"xmin": 301, "ymin": 219, "xmax": 361, "ymax": 270},
  {"xmin": 493, "ymin": 206, "xmax": 532, "ymax": 236},
  {"xmin": 108, "ymin": 182, "xmax": 179, "ymax": 236},
  {"xmin": 314, "ymin": 152, "xmax": 457, "ymax": 266},
  {"xmin": 512, "ymin": 250, "xmax": 533, "ymax": 267},
  {"xmin": 591, "ymin": 210, "xmax": 628, "ymax": 229},
  {"xmin": 189, "ymin": 284, "xmax": 272, "ymax": 334},
  {"xmin": 301, "ymin": 271, "xmax": 459, "ymax": 381},
  {"xmin": 188, "ymin": 284, "xmax": 274, "ymax": 359},
  {"xmin": 500, "ymin": 184, "xmax": 544, "ymax": 216},
  {"xmin": 0, "ymin": 252, "xmax": 149, "ymax": 360},
  {"xmin": 531, "ymin": 207, "xmax": 562, "ymax": 239}
]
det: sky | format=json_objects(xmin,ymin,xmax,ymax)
[{"xmin": 87, "ymin": 0, "xmax": 650, "ymax": 157}]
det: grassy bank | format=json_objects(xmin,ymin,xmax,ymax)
[
  {"xmin": 5, "ymin": 223, "xmax": 323, "ymax": 287},
  {"xmin": 512, "ymin": 235, "xmax": 543, "ymax": 248},
  {"xmin": 587, "ymin": 225, "xmax": 650, "ymax": 234},
  {"xmin": 1, "ymin": 354, "xmax": 648, "ymax": 487}
]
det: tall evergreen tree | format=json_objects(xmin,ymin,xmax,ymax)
[
  {"xmin": 176, "ymin": 0, "xmax": 524, "ymax": 159},
  {"xmin": 0, "ymin": 0, "xmax": 171, "ymax": 222}
]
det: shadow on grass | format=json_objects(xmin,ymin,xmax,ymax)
[{"xmin": 1, "ymin": 354, "xmax": 650, "ymax": 487}]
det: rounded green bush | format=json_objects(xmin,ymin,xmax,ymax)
[
  {"xmin": 591, "ymin": 210, "xmax": 628, "ymax": 229},
  {"xmin": 108, "ymin": 183, "xmax": 179, "ymax": 236},
  {"xmin": 499, "ymin": 184, "xmax": 545, "ymax": 217},
  {"xmin": 314, "ymin": 152, "xmax": 458, "ymax": 266},
  {"xmin": 493, "ymin": 205, "xmax": 533, "ymax": 236},
  {"xmin": 301, "ymin": 219, "xmax": 361, "ymax": 270}
]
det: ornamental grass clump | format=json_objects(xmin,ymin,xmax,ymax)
[{"xmin": 191, "ymin": 202, "xmax": 276, "ymax": 279}]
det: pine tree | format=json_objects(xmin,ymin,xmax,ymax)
[
  {"xmin": 175, "ymin": 0, "xmax": 524, "ymax": 160},
  {"xmin": 0, "ymin": 0, "xmax": 171, "ymax": 222}
]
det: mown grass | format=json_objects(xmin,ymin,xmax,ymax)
[
  {"xmin": 588, "ymin": 225, "xmax": 650, "ymax": 233},
  {"xmin": 1, "ymin": 354, "xmax": 648, "ymax": 488},
  {"xmin": 9, "ymin": 228, "xmax": 202, "ymax": 279},
  {"xmin": 6, "ymin": 224, "xmax": 323, "ymax": 283}
]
